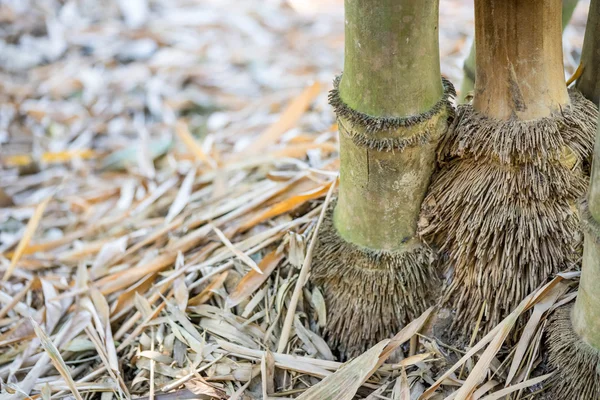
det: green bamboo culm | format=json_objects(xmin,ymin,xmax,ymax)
[
  {"xmin": 335, "ymin": 0, "xmax": 445, "ymax": 249},
  {"xmin": 458, "ymin": 0, "xmax": 580, "ymax": 103},
  {"xmin": 546, "ymin": 113, "xmax": 600, "ymax": 400},
  {"xmin": 574, "ymin": 128, "xmax": 600, "ymax": 352},
  {"xmin": 576, "ymin": 0, "xmax": 600, "ymax": 104},
  {"xmin": 311, "ymin": 0, "xmax": 455, "ymax": 358}
]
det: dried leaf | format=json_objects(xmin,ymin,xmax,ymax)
[
  {"xmin": 30, "ymin": 318, "xmax": 84, "ymax": 400},
  {"xmin": 211, "ymin": 224, "xmax": 262, "ymax": 274},
  {"xmin": 261, "ymin": 349, "xmax": 275, "ymax": 397},
  {"xmin": 4, "ymin": 196, "xmax": 51, "ymax": 281},
  {"xmin": 184, "ymin": 378, "xmax": 227, "ymax": 399},
  {"xmin": 391, "ymin": 367, "xmax": 410, "ymax": 400},
  {"xmin": 188, "ymin": 271, "xmax": 229, "ymax": 306},
  {"xmin": 298, "ymin": 307, "xmax": 433, "ymax": 400},
  {"xmin": 244, "ymin": 82, "xmax": 321, "ymax": 155},
  {"xmin": 225, "ymin": 250, "xmax": 284, "ymax": 308},
  {"xmin": 311, "ymin": 287, "xmax": 327, "ymax": 328},
  {"xmin": 479, "ymin": 373, "xmax": 553, "ymax": 400},
  {"xmin": 166, "ymin": 168, "xmax": 196, "ymax": 223},
  {"xmin": 505, "ymin": 283, "xmax": 566, "ymax": 385},
  {"xmin": 241, "ymin": 181, "xmax": 332, "ymax": 231}
]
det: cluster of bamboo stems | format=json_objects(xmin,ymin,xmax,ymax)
[{"xmin": 313, "ymin": 0, "xmax": 600, "ymax": 397}]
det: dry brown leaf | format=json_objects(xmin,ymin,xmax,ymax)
[
  {"xmin": 225, "ymin": 250, "xmax": 284, "ymax": 308},
  {"xmin": 166, "ymin": 168, "xmax": 196, "ymax": 223},
  {"xmin": 505, "ymin": 283, "xmax": 566, "ymax": 385},
  {"xmin": 479, "ymin": 373, "xmax": 553, "ymax": 400},
  {"xmin": 297, "ymin": 307, "xmax": 433, "ymax": 400},
  {"xmin": 188, "ymin": 271, "xmax": 229, "ymax": 306},
  {"xmin": 3, "ymin": 196, "xmax": 51, "ymax": 281},
  {"xmin": 420, "ymin": 276, "xmax": 566, "ymax": 400},
  {"xmin": 211, "ymin": 224, "xmax": 262, "ymax": 274},
  {"xmin": 241, "ymin": 180, "xmax": 332, "ymax": 231},
  {"xmin": 391, "ymin": 367, "xmax": 410, "ymax": 400},
  {"xmin": 261, "ymin": 349, "xmax": 275, "ymax": 397},
  {"xmin": 243, "ymin": 81, "xmax": 321, "ymax": 155},
  {"xmin": 453, "ymin": 299, "xmax": 534, "ymax": 399},
  {"xmin": 175, "ymin": 121, "xmax": 216, "ymax": 168},
  {"xmin": 30, "ymin": 318, "xmax": 84, "ymax": 400},
  {"xmin": 184, "ymin": 377, "xmax": 227, "ymax": 399}
]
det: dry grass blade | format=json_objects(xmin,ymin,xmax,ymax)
[
  {"xmin": 392, "ymin": 367, "xmax": 410, "ymax": 400},
  {"xmin": 420, "ymin": 276, "xmax": 565, "ymax": 400},
  {"xmin": 210, "ymin": 224, "xmax": 263, "ymax": 274},
  {"xmin": 0, "ymin": 277, "xmax": 36, "ymax": 319},
  {"xmin": 240, "ymin": 181, "xmax": 333, "ymax": 231},
  {"xmin": 277, "ymin": 177, "xmax": 336, "ymax": 353},
  {"xmin": 217, "ymin": 340, "xmax": 339, "ymax": 375},
  {"xmin": 243, "ymin": 81, "xmax": 322, "ymax": 155},
  {"xmin": 296, "ymin": 340, "xmax": 389, "ymax": 400},
  {"xmin": 261, "ymin": 349, "xmax": 275, "ymax": 398},
  {"xmin": 225, "ymin": 250, "xmax": 284, "ymax": 308},
  {"xmin": 297, "ymin": 307, "xmax": 433, "ymax": 400},
  {"xmin": 165, "ymin": 168, "xmax": 196, "ymax": 223},
  {"xmin": 187, "ymin": 271, "xmax": 229, "ymax": 306},
  {"xmin": 479, "ymin": 373, "xmax": 553, "ymax": 400},
  {"xmin": 380, "ymin": 353, "xmax": 434, "ymax": 371},
  {"xmin": 505, "ymin": 283, "xmax": 566, "ymax": 385},
  {"xmin": 30, "ymin": 318, "xmax": 84, "ymax": 400},
  {"xmin": 471, "ymin": 380, "xmax": 499, "ymax": 399},
  {"xmin": 3, "ymin": 196, "xmax": 51, "ymax": 281},
  {"xmin": 184, "ymin": 378, "xmax": 227, "ymax": 399},
  {"xmin": 175, "ymin": 121, "xmax": 216, "ymax": 168},
  {"xmin": 452, "ymin": 286, "xmax": 547, "ymax": 400}
]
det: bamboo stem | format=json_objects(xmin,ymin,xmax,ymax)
[
  {"xmin": 334, "ymin": 0, "xmax": 448, "ymax": 251},
  {"xmin": 339, "ymin": 0, "xmax": 442, "ymax": 117},
  {"xmin": 473, "ymin": 0, "xmax": 569, "ymax": 120},
  {"xmin": 572, "ymin": 114, "xmax": 600, "ymax": 350},
  {"xmin": 459, "ymin": 0, "xmax": 579, "ymax": 104},
  {"xmin": 575, "ymin": 0, "xmax": 600, "ymax": 104}
]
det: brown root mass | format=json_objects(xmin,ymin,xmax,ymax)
[
  {"xmin": 420, "ymin": 89, "xmax": 598, "ymax": 338},
  {"xmin": 545, "ymin": 305, "xmax": 600, "ymax": 400},
  {"xmin": 312, "ymin": 202, "xmax": 439, "ymax": 359}
]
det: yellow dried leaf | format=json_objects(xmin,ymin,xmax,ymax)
[
  {"xmin": 244, "ymin": 81, "xmax": 321, "ymax": 155},
  {"xmin": 4, "ymin": 196, "xmax": 51, "ymax": 282},
  {"xmin": 225, "ymin": 250, "xmax": 284, "ymax": 308}
]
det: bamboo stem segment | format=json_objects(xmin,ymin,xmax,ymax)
[
  {"xmin": 576, "ymin": 0, "xmax": 600, "ymax": 104},
  {"xmin": 459, "ymin": 0, "xmax": 579, "ymax": 104},
  {"xmin": 473, "ymin": 0, "xmax": 569, "ymax": 120},
  {"xmin": 334, "ymin": 0, "xmax": 446, "ymax": 251},
  {"xmin": 573, "ymin": 118, "xmax": 600, "ymax": 350},
  {"xmin": 340, "ymin": 0, "xmax": 443, "ymax": 117},
  {"xmin": 312, "ymin": 0, "xmax": 454, "ymax": 356}
]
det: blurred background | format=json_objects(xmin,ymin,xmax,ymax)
[
  {"xmin": 0, "ymin": 0, "xmax": 591, "ymax": 238},
  {"xmin": 0, "ymin": 0, "xmax": 590, "ymax": 164}
]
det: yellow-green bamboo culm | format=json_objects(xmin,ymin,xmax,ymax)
[
  {"xmin": 576, "ymin": 0, "xmax": 600, "ymax": 104},
  {"xmin": 311, "ymin": 0, "xmax": 455, "ymax": 359},
  {"xmin": 546, "ymin": 111, "xmax": 600, "ymax": 400}
]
